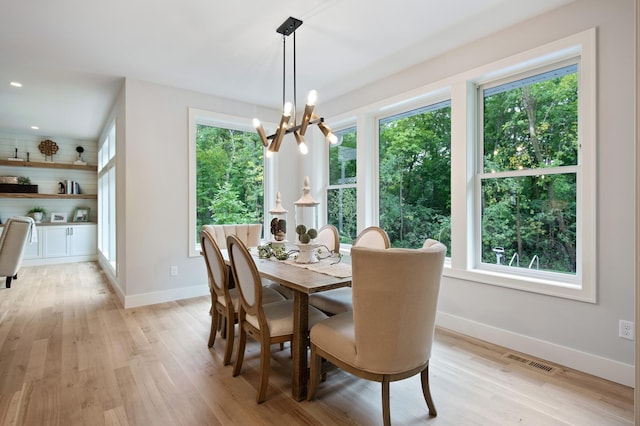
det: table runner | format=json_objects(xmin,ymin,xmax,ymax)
[{"xmin": 282, "ymin": 258, "xmax": 352, "ymax": 278}]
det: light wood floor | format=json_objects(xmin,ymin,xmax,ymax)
[{"xmin": 0, "ymin": 262, "xmax": 633, "ymax": 425}]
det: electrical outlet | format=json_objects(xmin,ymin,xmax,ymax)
[
  {"xmin": 619, "ymin": 320, "xmax": 634, "ymax": 340},
  {"xmin": 170, "ymin": 266, "xmax": 178, "ymax": 276}
]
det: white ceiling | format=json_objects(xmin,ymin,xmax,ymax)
[{"xmin": 0, "ymin": 0, "xmax": 573, "ymax": 140}]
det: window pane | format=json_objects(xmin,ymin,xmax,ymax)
[
  {"xmin": 483, "ymin": 66, "xmax": 578, "ymax": 173},
  {"xmin": 196, "ymin": 124, "xmax": 264, "ymax": 240},
  {"xmin": 327, "ymin": 187, "xmax": 357, "ymax": 243},
  {"xmin": 379, "ymin": 102, "xmax": 451, "ymax": 252},
  {"xmin": 328, "ymin": 126, "xmax": 357, "ymax": 243},
  {"xmin": 481, "ymin": 173, "xmax": 576, "ymax": 274},
  {"xmin": 329, "ymin": 128, "xmax": 356, "ymax": 185}
]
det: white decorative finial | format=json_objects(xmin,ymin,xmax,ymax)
[
  {"xmin": 294, "ymin": 176, "xmax": 319, "ymax": 206},
  {"xmin": 269, "ymin": 191, "xmax": 288, "ymax": 213}
]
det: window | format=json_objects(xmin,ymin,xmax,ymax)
[
  {"xmin": 98, "ymin": 122, "xmax": 116, "ymax": 272},
  {"xmin": 378, "ymin": 101, "xmax": 451, "ymax": 252},
  {"xmin": 479, "ymin": 64, "xmax": 578, "ymax": 276},
  {"xmin": 456, "ymin": 29, "xmax": 596, "ymax": 301},
  {"xmin": 188, "ymin": 109, "xmax": 266, "ymax": 256},
  {"xmin": 356, "ymin": 29, "xmax": 595, "ymax": 301},
  {"xmin": 327, "ymin": 126, "xmax": 357, "ymax": 243}
]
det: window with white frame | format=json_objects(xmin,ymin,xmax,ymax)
[
  {"xmin": 357, "ymin": 30, "xmax": 595, "ymax": 301},
  {"xmin": 478, "ymin": 63, "xmax": 578, "ymax": 275},
  {"xmin": 459, "ymin": 29, "xmax": 596, "ymax": 301},
  {"xmin": 188, "ymin": 109, "xmax": 267, "ymax": 256},
  {"xmin": 327, "ymin": 126, "xmax": 357, "ymax": 243},
  {"xmin": 378, "ymin": 101, "xmax": 451, "ymax": 252},
  {"xmin": 98, "ymin": 122, "xmax": 116, "ymax": 272}
]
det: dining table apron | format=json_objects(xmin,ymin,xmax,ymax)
[{"xmin": 223, "ymin": 250, "xmax": 352, "ymax": 401}]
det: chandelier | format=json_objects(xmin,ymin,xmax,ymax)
[{"xmin": 253, "ymin": 17, "xmax": 337, "ymax": 156}]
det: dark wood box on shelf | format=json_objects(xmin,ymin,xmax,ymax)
[{"xmin": 0, "ymin": 184, "xmax": 38, "ymax": 193}]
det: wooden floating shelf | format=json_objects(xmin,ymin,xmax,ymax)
[
  {"xmin": 0, "ymin": 159, "xmax": 97, "ymax": 171},
  {"xmin": 0, "ymin": 193, "xmax": 97, "ymax": 199}
]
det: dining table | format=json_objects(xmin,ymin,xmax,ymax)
[{"xmin": 223, "ymin": 247, "xmax": 352, "ymax": 401}]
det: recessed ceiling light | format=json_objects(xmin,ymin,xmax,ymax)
[
  {"xmin": 9, "ymin": 82, "xmax": 23, "ymax": 88},
  {"xmin": 31, "ymin": 126, "xmax": 39, "ymax": 130}
]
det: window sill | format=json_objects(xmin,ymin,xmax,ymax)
[{"xmin": 442, "ymin": 264, "xmax": 595, "ymax": 303}]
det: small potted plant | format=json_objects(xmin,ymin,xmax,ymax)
[{"xmin": 26, "ymin": 206, "xmax": 47, "ymax": 223}]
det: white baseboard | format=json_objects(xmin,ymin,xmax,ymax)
[
  {"xmin": 123, "ymin": 285, "xmax": 209, "ymax": 309},
  {"xmin": 436, "ymin": 311, "xmax": 634, "ymax": 388},
  {"xmin": 23, "ymin": 254, "xmax": 97, "ymax": 266}
]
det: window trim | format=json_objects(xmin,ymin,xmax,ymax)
[{"xmin": 458, "ymin": 28, "xmax": 596, "ymax": 302}]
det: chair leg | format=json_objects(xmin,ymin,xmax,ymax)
[
  {"xmin": 208, "ymin": 308, "xmax": 219, "ymax": 348},
  {"xmin": 232, "ymin": 324, "xmax": 246, "ymax": 377},
  {"xmin": 420, "ymin": 365, "xmax": 437, "ymax": 417},
  {"xmin": 222, "ymin": 312, "xmax": 234, "ymax": 366},
  {"xmin": 382, "ymin": 376, "xmax": 391, "ymax": 426},
  {"xmin": 256, "ymin": 334, "xmax": 271, "ymax": 403},
  {"xmin": 5, "ymin": 276, "xmax": 12, "ymax": 289},
  {"xmin": 307, "ymin": 344, "xmax": 321, "ymax": 400},
  {"xmin": 220, "ymin": 316, "xmax": 227, "ymax": 338}
]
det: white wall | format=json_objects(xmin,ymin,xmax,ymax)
[
  {"xmin": 114, "ymin": 80, "xmax": 277, "ymax": 307},
  {"xmin": 321, "ymin": 0, "xmax": 636, "ymax": 386},
  {"xmin": 104, "ymin": 0, "xmax": 635, "ymax": 386}
]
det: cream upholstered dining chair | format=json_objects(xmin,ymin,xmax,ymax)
[
  {"xmin": 352, "ymin": 225, "xmax": 390, "ymax": 249},
  {"xmin": 227, "ymin": 234, "xmax": 328, "ymax": 403},
  {"xmin": 0, "ymin": 216, "xmax": 35, "ymax": 288},
  {"xmin": 308, "ymin": 226, "xmax": 390, "ymax": 315},
  {"xmin": 315, "ymin": 224, "xmax": 339, "ymax": 255},
  {"xmin": 208, "ymin": 223, "xmax": 262, "ymax": 250},
  {"xmin": 307, "ymin": 240, "xmax": 446, "ymax": 425},
  {"xmin": 201, "ymin": 226, "xmax": 284, "ymax": 365}
]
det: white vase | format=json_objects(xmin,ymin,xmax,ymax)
[{"xmin": 31, "ymin": 212, "xmax": 43, "ymax": 223}]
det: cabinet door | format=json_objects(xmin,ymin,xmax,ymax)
[
  {"xmin": 23, "ymin": 228, "xmax": 41, "ymax": 260},
  {"xmin": 69, "ymin": 225, "xmax": 96, "ymax": 256},
  {"xmin": 43, "ymin": 226, "xmax": 70, "ymax": 258}
]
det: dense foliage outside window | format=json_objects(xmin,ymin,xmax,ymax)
[
  {"xmin": 327, "ymin": 127, "xmax": 357, "ymax": 243},
  {"xmin": 196, "ymin": 124, "xmax": 264, "ymax": 238},
  {"xmin": 379, "ymin": 101, "xmax": 451, "ymax": 253},
  {"xmin": 480, "ymin": 64, "xmax": 578, "ymax": 274}
]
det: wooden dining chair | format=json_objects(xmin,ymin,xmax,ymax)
[
  {"xmin": 201, "ymin": 226, "xmax": 284, "ymax": 365},
  {"xmin": 227, "ymin": 234, "xmax": 328, "ymax": 403},
  {"xmin": 307, "ymin": 240, "xmax": 446, "ymax": 425},
  {"xmin": 309, "ymin": 226, "xmax": 390, "ymax": 315}
]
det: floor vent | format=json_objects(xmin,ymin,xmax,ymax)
[{"xmin": 503, "ymin": 352, "xmax": 560, "ymax": 375}]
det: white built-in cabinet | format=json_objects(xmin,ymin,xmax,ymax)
[
  {"xmin": 1, "ymin": 223, "xmax": 97, "ymax": 266},
  {"xmin": 42, "ymin": 224, "xmax": 96, "ymax": 259},
  {"xmin": 24, "ymin": 223, "xmax": 97, "ymax": 265}
]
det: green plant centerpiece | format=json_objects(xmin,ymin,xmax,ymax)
[
  {"xmin": 26, "ymin": 206, "xmax": 46, "ymax": 223},
  {"xmin": 257, "ymin": 243, "xmax": 290, "ymax": 260}
]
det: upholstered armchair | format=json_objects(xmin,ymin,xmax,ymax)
[
  {"xmin": 307, "ymin": 240, "xmax": 446, "ymax": 425},
  {"xmin": 0, "ymin": 216, "xmax": 35, "ymax": 288}
]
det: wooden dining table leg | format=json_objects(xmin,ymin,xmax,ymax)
[{"xmin": 292, "ymin": 291, "xmax": 309, "ymax": 401}]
